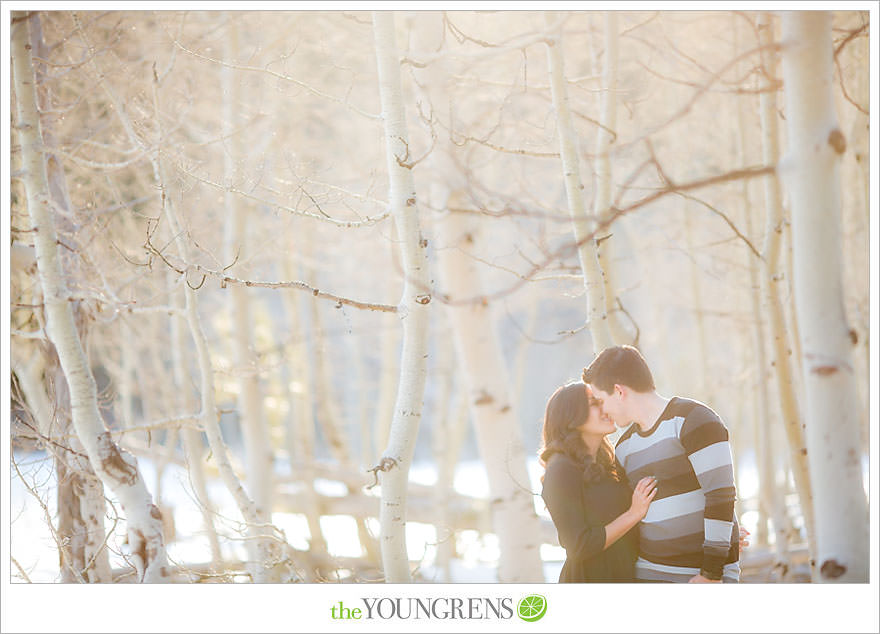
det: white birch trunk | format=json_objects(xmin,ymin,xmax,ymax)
[
  {"xmin": 124, "ymin": 21, "xmax": 284, "ymax": 579},
  {"xmin": 221, "ymin": 22, "xmax": 277, "ymax": 580},
  {"xmin": 757, "ymin": 12, "xmax": 817, "ymax": 559},
  {"xmin": 73, "ymin": 9, "xmax": 270, "ymax": 574},
  {"xmin": 436, "ymin": 196, "xmax": 545, "ymax": 582},
  {"xmin": 352, "ymin": 336, "xmax": 372, "ymax": 469},
  {"xmin": 120, "ymin": 320, "xmax": 135, "ymax": 430},
  {"xmin": 13, "ymin": 13, "xmax": 169, "ymax": 583},
  {"xmin": 168, "ymin": 271, "xmax": 223, "ymax": 569},
  {"xmin": 13, "ymin": 350, "xmax": 111, "ymax": 582},
  {"xmin": 279, "ymin": 258, "xmax": 327, "ymax": 563},
  {"xmin": 374, "ymin": 249, "xmax": 401, "ymax": 454},
  {"xmin": 372, "ymin": 11, "xmax": 431, "ymax": 583},
  {"xmin": 143, "ymin": 113, "xmax": 278, "ymax": 582},
  {"xmin": 22, "ymin": 13, "xmax": 113, "ymax": 583},
  {"xmin": 409, "ymin": 11, "xmax": 543, "ymax": 581},
  {"xmin": 545, "ymin": 12, "xmax": 615, "ymax": 354},
  {"xmin": 310, "ymin": 298, "xmax": 351, "ymax": 462},
  {"xmin": 167, "ymin": 212, "xmax": 282, "ymax": 582},
  {"xmin": 683, "ymin": 214, "xmax": 713, "ymax": 404},
  {"xmin": 596, "ymin": 237, "xmax": 636, "ymax": 345},
  {"xmin": 737, "ymin": 74, "xmax": 788, "ymax": 560},
  {"xmin": 780, "ymin": 11, "xmax": 868, "ymax": 582},
  {"xmin": 586, "ymin": 13, "xmax": 632, "ymax": 347},
  {"xmin": 430, "ymin": 330, "xmax": 456, "ymax": 582},
  {"xmin": 434, "ymin": 385, "xmax": 469, "ymax": 581}
]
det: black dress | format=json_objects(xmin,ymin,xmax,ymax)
[{"xmin": 541, "ymin": 454, "xmax": 639, "ymax": 582}]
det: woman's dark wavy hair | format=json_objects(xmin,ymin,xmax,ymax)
[{"xmin": 538, "ymin": 382, "xmax": 623, "ymax": 484}]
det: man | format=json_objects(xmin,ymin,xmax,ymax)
[{"xmin": 583, "ymin": 345, "xmax": 740, "ymax": 583}]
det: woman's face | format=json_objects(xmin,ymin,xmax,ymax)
[{"xmin": 578, "ymin": 385, "xmax": 617, "ymax": 438}]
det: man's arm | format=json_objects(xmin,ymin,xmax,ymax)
[{"xmin": 680, "ymin": 406, "xmax": 736, "ymax": 582}]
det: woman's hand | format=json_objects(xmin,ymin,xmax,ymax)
[{"xmin": 629, "ymin": 476, "xmax": 658, "ymax": 520}]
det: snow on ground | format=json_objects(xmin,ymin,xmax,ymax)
[
  {"xmin": 16, "ymin": 447, "xmax": 857, "ymax": 583},
  {"xmin": 10, "ymin": 451, "xmax": 565, "ymax": 583}
]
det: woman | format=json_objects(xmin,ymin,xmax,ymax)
[{"xmin": 540, "ymin": 381, "xmax": 657, "ymax": 582}]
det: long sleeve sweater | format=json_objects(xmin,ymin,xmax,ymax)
[{"xmin": 614, "ymin": 397, "xmax": 741, "ymax": 582}]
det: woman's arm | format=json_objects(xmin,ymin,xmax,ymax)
[{"xmin": 542, "ymin": 458, "xmax": 657, "ymax": 560}]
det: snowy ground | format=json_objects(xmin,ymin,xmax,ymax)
[
  {"xmin": 10, "ymin": 450, "xmax": 565, "ymax": 583},
  {"xmin": 11, "ymin": 448, "xmax": 867, "ymax": 583}
]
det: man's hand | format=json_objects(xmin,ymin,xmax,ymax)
[
  {"xmin": 739, "ymin": 527, "xmax": 750, "ymax": 550},
  {"xmin": 688, "ymin": 574, "xmax": 721, "ymax": 583}
]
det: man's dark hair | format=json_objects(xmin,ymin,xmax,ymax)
[{"xmin": 582, "ymin": 345, "xmax": 656, "ymax": 394}]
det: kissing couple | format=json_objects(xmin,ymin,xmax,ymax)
[{"xmin": 540, "ymin": 345, "xmax": 747, "ymax": 583}]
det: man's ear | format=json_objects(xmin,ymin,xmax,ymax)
[{"xmin": 614, "ymin": 384, "xmax": 626, "ymax": 399}]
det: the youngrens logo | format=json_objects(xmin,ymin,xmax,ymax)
[{"xmin": 329, "ymin": 595, "xmax": 547, "ymax": 622}]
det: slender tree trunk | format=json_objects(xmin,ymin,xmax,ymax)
[
  {"xmin": 435, "ymin": 196, "xmax": 545, "ymax": 582},
  {"xmin": 430, "ymin": 327, "xmax": 459, "ymax": 582},
  {"xmin": 591, "ymin": 13, "xmax": 633, "ymax": 347},
  {"xmin": 221, "ymin": 20, "xmax": 277, "ymax": 581},
  {"xmin": 310, "ymin": 298, "xmax": 350, "ymax": 462},
  {"xmin": 434, "ymin": 385, "xmax": 469, "ymax": 581},
  {"xmin": 408, "ymin": 10, "xmax": 543, "ymax": 581},
  {"xmin": 683, "ymin": 213, "xmax": 714, "ymax": 406},
  {"xmin": 308, "ymin": 290, "xmax": 381, "ymax": 564},
  {"xmin": 372, "ymin": 11, "xmax": 432, "ymax": 583},
  {"xmin": 545, "ymin": 12, "xmax": 615, "ymax": 354},
  {"xmin": 168, "ymin": 271, "xmax": 223, "ymax": 569},
  {"xmin": 13, "ymin": 350, "xmax": 111, "ymax": 583},
  {"xmin": 21, "ymin": 12, "xmax": 113, "ymax": 584},
  {"xmin": 780, "ymin": 11, "xmax": 868, "ymax": 582},
  {"xmin": 13, "ymin": 12, "xmax": 169, "ymax": 583},
  {"xmin": 280, "ymin": 252, "xmax": 328, "ymax": 566},
  {"xmin": 597, "ymin": 238, "xmax": 636, "ymax": 346},
  {"xmin": 757, "ymin": 12, "xmax": 817, "ymax": 565},
  {"xmin": 145, "ymin": 79, "xmax": 283, "ymax": 584},
  {"xmin": 373, "ymin": 248, "xmax": 401, "ymax": 455},
  {"xmin": 73, "ymin": 8, "xmax": 279, "ymax": 575},
  {"xmin": 737, "ymin": 83, "xmax": 789, "ymax": 564}
]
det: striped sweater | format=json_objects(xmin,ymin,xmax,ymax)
[{"xmin": 615, "ymin": 397, "xmax": 740, "ymax": 582}]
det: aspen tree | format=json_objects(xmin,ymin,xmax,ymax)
[
  {"xmin": 82, "ymin": 9, "xmax": 288, "ymax": 579},
  {"xmin": 373, "ymin": 246, "xmax": 401, "ymax": 458},
  {"xmin": 221, "ymin": 18, "xmax": 278, "ymax": 581},
  {"xmin": 372, "ymin": 11, "xmax": 432, "ymax": 583},
  {"xmin": 412, "ymin": 11, "xmax": 544, "ymax": 582},
  {"xmin": 280, "ymin": 254, "xmax": 327, "ymax": 566},
  {"xmin": 430, "ymin": 328, "xmax": 459, "ymax": 582},
  {"xmin": 20, "ymin": 12, "xmax": 113, "ymax": 583},
  {"xmin": 168, "ymin": 270, "xmax": 224, "ymax": 569},
  {"xmin": 12, "ymin": 12, "xmax": 169, "ymax": 582},
  {"xmin": 780, "ymin": 11, "xmax": 868, "ymax": 582},
  {"xmin": 435, "ymin": 197, "xmax": 545, "ymax": 582},
  {"xmin": 308, "ymin": 291, "xmax": 381, "ymax": 564},
  {"xmin": 545, "ymin": 12, "xmax": 615, "ymax": 353},
  {"xmin": 735, "ymin": 40, "xmax": 788, "ymax": 561},
  {"xmin": 757, "ymin": 12, "xmax": 817, "ymax": 562}
]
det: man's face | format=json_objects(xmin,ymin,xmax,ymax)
[{"xmin": 590, "ymin": 386, "xmax": 626, "ymax": 427}]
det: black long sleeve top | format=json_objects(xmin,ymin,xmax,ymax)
[{"xmin": 541, "ymin": 453, "xmax": 639, "ymax": 582}]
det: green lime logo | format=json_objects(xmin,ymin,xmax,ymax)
[{"xmin": 517, "ymin": 594, "xmax": 547, "ymax": 622}]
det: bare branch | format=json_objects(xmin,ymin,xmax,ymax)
[
  {"xmin": 168, "ymin": 36, "xmax": 381, "ymax": 120},
  {"xmin": 166, "ymin": 153, "xmax": 391, "ymax": 227},
  {"xmin": 437, "ymin": 164, "xmax": 775, "ymax": 307},
  {"xmin": 674, "ymin": 191, "xmax": 763, "ymax": 260}
]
